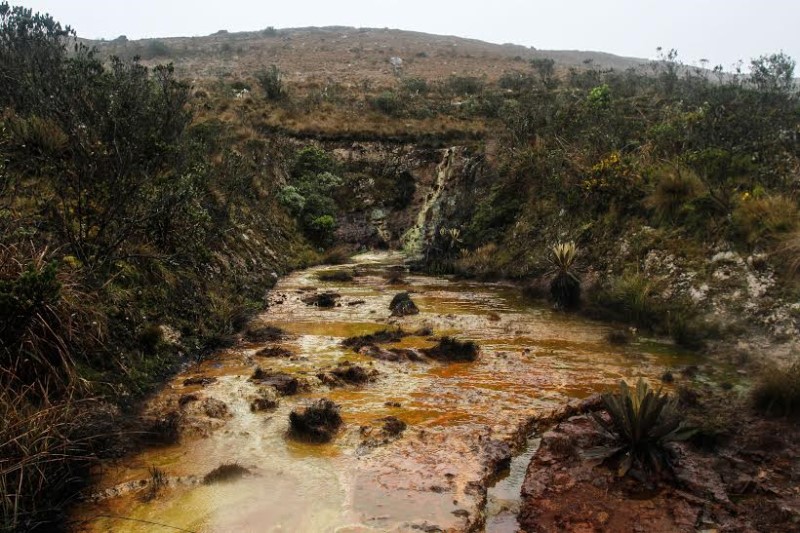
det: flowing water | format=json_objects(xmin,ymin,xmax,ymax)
[{"xmin": 73, "ymin": 252, "xmax": 699, "ymax": 533}]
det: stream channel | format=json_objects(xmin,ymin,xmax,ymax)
[{"xmin": 73, "ymin": 251, "xmax": 697, "ymax": 532}]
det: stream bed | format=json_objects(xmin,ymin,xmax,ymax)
[{"xmin": 73, "ymin": 252, "xmax": 698, "ymax": 532}]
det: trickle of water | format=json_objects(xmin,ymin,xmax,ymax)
[
  {"xmin": 401, "ymin": 147, "xmax": 455, "ymax": 257},
  {"xmin": 485, "ymin": 436, "xmax": 541, "ymax": 533}
]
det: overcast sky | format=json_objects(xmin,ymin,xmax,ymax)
[{"xmin": 18, "ymin": 0, "xmax": 800, "ymax": 70}]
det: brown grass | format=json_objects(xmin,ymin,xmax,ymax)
[
  {"xmin": 0, "ymin": 381, "xmax": 110, "ymax": 531},
  {"xmin": 0, "ymin": 242, "xmax": 105, "ymax": 397}
]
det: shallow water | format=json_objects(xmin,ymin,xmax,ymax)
[{"xmin": 73, "ymin": 252, "xmax": 699, "ymax": 533}]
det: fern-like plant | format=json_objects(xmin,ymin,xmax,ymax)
[
  {"xmin": 587, "ymin": 379, "xmax": 695, "ymax": 477},
  {"xmin": 547, "ymin": 241, "xmax": 581, "ymax": 309}
]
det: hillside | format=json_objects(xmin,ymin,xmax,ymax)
[
  {"xmin": 85, "ymin": 26, "xmax": 649, "ymax": 84},
  {"xmin": 3, "ymin": 5, "xmax": 800, "ymax": 532}
]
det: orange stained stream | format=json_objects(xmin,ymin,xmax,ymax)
[{"xmin": 72, "ymin": 252, "xmax": 699, "ymax": 533}]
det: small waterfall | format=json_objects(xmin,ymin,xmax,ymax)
[{"xmin": 402, "ymin": 147, "xmax": 456, "ymax": 257}]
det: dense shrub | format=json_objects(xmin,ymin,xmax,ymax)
[{"xmin": 278, "ymin": 146, "xmax": 343, "ymax": 246}]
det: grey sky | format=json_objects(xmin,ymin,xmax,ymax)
[{"xmin": 18, "ymin": 1, "xmax": 800, "ymax": 70}]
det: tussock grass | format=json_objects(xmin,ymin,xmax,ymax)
[
  {"xmin": 342, "ymin": 328, "xmax": 408, "ymax": 351},
  {"xmin": 423, "ymin": 337, "xmax": 480, "ymax": 362},
  {"xmin": 645, "ymin": 166, "xmax": 704, "ymax": 223},
  {"xmin": 288, "ymin": 399, "xmax": 342, "ymax": 443},
  {"xmin": 0, "ymin": 243, "xmax": 105, "ymax": 397},
  {"xmin": 0, "ymin": 380, "xmax": 112, "ymax": 531},
  {"xmin": 752, "ymin": 360, "xmax": 800, "ymax": 417},
  {"xmin": 732, "ymin": 194, "xmax": 798, "ymax": 246}
]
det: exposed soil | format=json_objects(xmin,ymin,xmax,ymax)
[{"xmin": 518, "ymin": 390, "xmax": 800, "ymax": 533}]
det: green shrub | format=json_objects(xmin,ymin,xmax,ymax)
[
  {"xmin": 292, "ymin": 146, "xmax": 336, "ymax": 178},
  {"xmin": 498, "ymin": 70, "xmax": 536, "ymax": 91},
  {"xmin": 278, "ymin": 186, "xmax": 306, "ymax": 216},
  {"xmin": 587, "ymin": 83, "xmax": 611, "ymax": 108},
  {"xmin": 371, "ymin": 91, "xmax": 403, "ymax": 116},
  {"xmin": 588, "ymin": 379, "xmax": 695, "ymax": 477},
  {"xmin": 401, "ymin": 77, "xmax": 428, "ymax": 95},
  {"xmin": 143, "ymin": 40, "xmax": 170, "ymax": 59},
  {"xmin": 0, "ymin": 245, "xmax": 102, "ymax": 394},
  {"xmin": 138, "ymin": 324, "xmax": 163, "ymax": 355},
  {"xmin": 445, "ymin": 75, "xmax": 484, "ymax": 96},
  {"xmin": 255, "ymin": 65, "xmax": 284, "ymax": 100},
  {"xmin": 308, "ymin": 215, "xmax": 337, "ymax": 246}
]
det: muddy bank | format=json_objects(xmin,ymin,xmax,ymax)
[{"xmin": 71, "ymin": 252, "xmax": 703, "ymax": 532}]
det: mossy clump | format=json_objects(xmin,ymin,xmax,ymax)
[
  {"xmin": 250, "ymin": 368, "xmax": 299, "ymax": 396},
  {"xmin": 423, "ymin": 337, "xmax": 480, "ymax": 362},
  {"xmin": 389, "ymin": 292, "xmax": 419, "ymax": 316},
  {"xmin": 250, "ymin": 386, "xmax": 279, "ymax": 411},
  {"xmin": 203, "ymin": 463, "xmax": 250, "ymax": 484},
  {"xmin": 330, "ymin": 363, "xmax": 373, "ymax": 385},
  {"xmin": 288, "ymin": 399, "xmax": 343, "ymax": 443},
  {"xmin": 342, "ymin": 328, "xmax": 408, "ymax": 351},
  {"xmin": 381, "ymin": 416, "xmax": 407, "ymax": 436}
]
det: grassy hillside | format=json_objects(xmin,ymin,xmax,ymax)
[{"xmin": 85, "ymin": 26, "xmax": 649, "ymax": 83}]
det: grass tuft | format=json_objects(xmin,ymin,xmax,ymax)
[{"xmin": 752, "ymin": 360, "xmax": 800, "ymax": 417}]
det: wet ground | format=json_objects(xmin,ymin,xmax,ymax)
[{"xmin": 72, "ymin": 252, "xmax": 699, "ymax": 533}]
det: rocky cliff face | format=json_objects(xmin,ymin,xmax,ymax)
[{"xmin": 330, "ymin": 142, "xmax": 487, "ymax": 253}]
